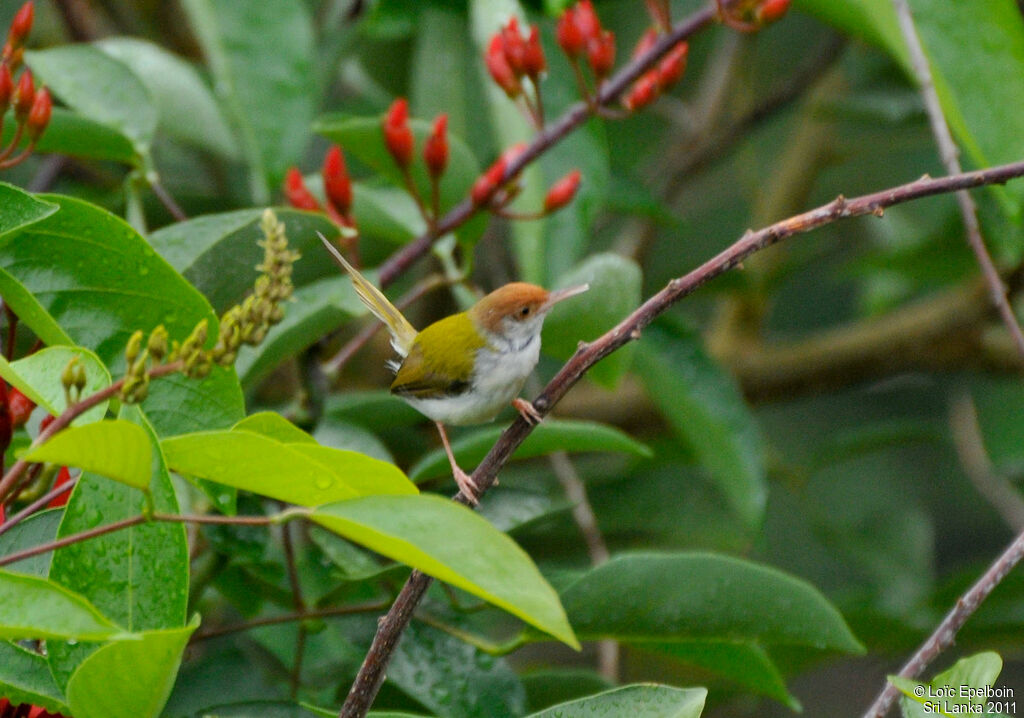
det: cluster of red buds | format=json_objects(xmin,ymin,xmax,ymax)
[
  {"xmin": 0, "ymin": 2, "xmax": 51, "ymax": 171},
  {"xmin": 622, "ymin": 29, "xmax": 689, "ymax": 111},
  {"xmin": 382, "ymin": 98, "xmax": 451, "ymax": 223},
  {"xmin": 485, "ymin": 17, "xmax": 546, "ymax": 128},
  {"xmin": 0, "ymin": 698, "xmax": 67, "ymax": 718},
  {"xmin": 284, "ymin": 145, "xmax": 353, "ymax": 229},
  {"xmin": 716, "ymin": 0, "xmax": 791, "ymax": 32},
  {"xmin": 471, "ymin": 142, "xmax": 582, "ymax": 220},
  {"xmin": 557, "ymin": 0, "xmax": 616, "ymax": 100}
]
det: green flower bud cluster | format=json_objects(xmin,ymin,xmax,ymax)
[
  {"xmin": 61, "ymin": 356, "xmax": 87, "ymax": 405},
  {"xmin": 120, "ymin": 325, "xmax": 170, "ymax": 402},
  {"xmin": 210, "ymin": 209, "xmax": 299, "ymax": 366}
]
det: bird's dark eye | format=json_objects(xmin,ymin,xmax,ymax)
[{"xmin": 520, "ymin": 306, "xmax": 531, "ymax": 317}]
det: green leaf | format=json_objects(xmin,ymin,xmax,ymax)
[
  {"xmin": 0, "ymin": 569, "xmax": 122, "ymax": 641},
  {"xmin": 554, "ymin": 553, "xmax": 863, "ymax": 653},
  {"xmin": 3, "ymin": 108, "xmax": 139, "ymax": 164},
  {"xmin": 0, "ymin": 182, "xmax": 59, "ymax": 242},
  {"xmin": 47, "ymin": 405, "xmax": 188, "ymax": 688},
  {"xmin": 386, "ymin": 622, "xmax": 527, "ymax": 717},
  {"xmin": 645, "ymin": 642, "xmax": 798, "ymax": 709},
  {"xmin": 0, "ymin": 640, "xmax": 70, "ymax": 714},
  {"xmin": 161, "ymin": 429, "xmax": 417, "ymax": 505},
  {"xmin": 469, "ymin": 0, "xmax": 545, "ymax": 282},
  {"xmin": 635, "ymin": 326, "xmax": 767, "ymax": 527},
  {"xmin": 96, "ymin": 38, "xmax": 240, "ymax": 159},
  {"xmin": 66, "ymin": 619, "xmax": 198, "ymax": 718},
  {"xmin": 310, "ymin": 494, "xmax": 578, "ymax": 648},
  {"xmin": 148, "ymin": 208, "xmax": 340, "ymax": 313},
  {"xmin": 25, "ymin": 420, "xmax": 152, "ymax": 490},
  {"xmin": 181, "ymin": 0, "xmax": 316, "ymax": 201},
  {"xmin": 0, "ymin": 509, "xmax": 62, "ymax": 578},
  {"xmin": 234, "ymin": 274, "xmax": 364, "ymax": 388},
  {"xmin": 351, "ymin": 183, "xmax": 426, "ymax": 246},
  {"xmin": 521, "ymin": 669, "xmax": 613, "ymax": 713},
  {"xmin": 409, "ymin": 419, "xmax": 651, "ymax": 482},
  {"xmin": 314, "ymin": 114, "xmax": 487, "ymax": 247},
  {"xmin": 793, "ymin": 0, "xmax": 905, "ymax": 61},
  {"xmin": 0, "ymin": 264, "xmax": 71, "ymax": 348},
  {"xmin": 525, "ymin": 684, "xmax": 707, "ymax": 718},
  {"xmin": 26, "ymin": 45, "xmax": 157, "ymax": 159},
  {"xmin": 410, "ymin": 7, "xmax": 469, "ymax": 138},
  {"xmin": 0, "ymin": 346, "xmax": 112, "ymax": 425},
  {"xmin": 542, "ymin": 253, "xmax": 642, "ymax": 388},
  {"xmin": 324, "ymin": 390, "xmax": 424, "ymax": 430},
  {"xmin": 233, "ymin": 411, "xmax": 315, "ymax": 444},
  {"xmin": 893, "ymin": 651, "xmax": 1005, "ymax": 717}
]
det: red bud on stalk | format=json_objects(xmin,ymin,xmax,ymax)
[
  {"xmin": 0, "ymin": 64, "xmax": 13, "ymax": 115},
  {"xmin": 13, "ymin": 68, "xmax": 33, "ymax": 123},
  {"xmin": 283, "ymin": 168, "xmax": 321, "ymax": 211},
  {"xmin": 500, "ymin": 17, "xmax": 527, "ymax": 75},
  {"xmin": 587, "ymin": 30, "xmax": 615, "ymax": 78},
  {"xmin": 544, "ymin": 170, "xmax": 582, "ymax": 212},
  {"xmin": 471, "ymin": 157, "xmax": 507, "ymax": 205},
  {"xmin": 657, "ymin": 42, "xmax": 689, "ymax": 88},
  {"xmin": 756, "ymin": 0, "xmax": 791, "ymax": 23},
  {"xmin": 523, "ymin": 25, "xmax": 546, "ymax": 77},
  {"xmin": 556, "ymin": 8, "xmax": 585, "ymax": 57},
  {"xmin": 322, "ymin": 145, "xmax": 353, "ymax": 216},
  {"xmin": 632, "ymin": 28, "xmax": 659, "ymax": 60},
  {"xmin": 573, "ymin": 0, "xmax": 601, "ymax": 41},
  {"xmin": 26, "ymin": 86, "xmax": 50, "ymax": 140},
  {"xmin": 485, "ymin": 34, "xmax": 521, "ymax": 98},
  {"xmin": 383, "ymin": 98, "xmax": 414, "ymax": 169},
  {"xmin": 423, "ymin": 114, "xmax": 449, "ymax": 179},
  {"xmin": 7, "ymin": 2, "xmax": 34, "ymax": 50},
  {"xmin": 623, "ymin": 72, "xmax": 660, "ymax": 111},
  {"xmin": 47, "ymin": 466, "xmax": 72, "ymax": 508},
  {"xmin": 7, "ymin": 387, "xmax": 34, "ymax": 428}
]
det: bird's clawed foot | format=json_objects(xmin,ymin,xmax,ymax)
[
  {"xmin": 452, "ymin": 465, "xmax": 481, "ymax": 505},
  {"xmin": 512, "ymin": 397, "xmax": 543, "ymax": 425}
]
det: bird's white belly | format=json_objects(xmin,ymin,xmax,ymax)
[{"xmin": 403, "ymin": 337, "xmax": 540, "ymax": 425}]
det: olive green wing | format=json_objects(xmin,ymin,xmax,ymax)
[{"xmin": 390, "ymin": 313, "xmax": 484, "ymax": 398}]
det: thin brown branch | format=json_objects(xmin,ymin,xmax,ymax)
[
  {"xmin": 374, "ymin": 3, "xmax": 718, "ymax": 289},
  {"xmin": 150, "ymin": 178, "xmax": 188, "ymax": 222},
  {"xmin": 279, "ymin": 506, "xmax": 308, "ymax": 699},
  {"xmin": 190, "ymin": 600, "xmax": 391, "ymax": 643},
  {"xmin": 0, "ymin": 473, "xmax": 78, "ymax": 538},
  {"xmin": 892, "ymin": 0, "xmax": 1024, "ymax": 363},
  {"xmin": 338, "ymin": 154, "xmax": 1024, "ymax": 718}
]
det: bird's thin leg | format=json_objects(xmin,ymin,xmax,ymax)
[
  {"xmin": 434, "ymin": 421, "xmax": 480, "ymax": 504},
  {"xmin": 512, "ymin": 397, "xmax": 542, "ymax": 424}
]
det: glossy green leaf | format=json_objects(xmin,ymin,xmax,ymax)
[
  {"xmin": 148, "ymin": 208, "xmax": 340, "ymax": 313},
  {"xmin": 0, "ymin": 265, "xmax": 71, "ymax": 348},
  {"xmin": 554, "ymin": 553, "xmax": 863, "ymax": 653},
  {"xmin": 310, "ymin": 494, "xmax": 578, "ymax": 647},
  {"xmin": 234, "ymin": 274, "xmax": 364, "ymax": 388},
  {"xmin": 0, "ymin": 182, "xmax": 59, "ymax": 242},
  {"xmin": 0, "ymin": 569, "xmax": 122, "ymax": 641},
  {"xmin": 525, "ymin": 684, "xmax": 707, "ymax": 718},
  {"xmin": 0, "ymin": 509, "xmax": 62, "ymax": 578},
  {"xmin": 0, "ymin": 346, "xmax": 111, "ymax": 425},
  {"xmin": 469, "ymin": 0, "xmax": 545, "ymax": 282},
  {"xmin": 66, "ymin": 619, "xmax": 198, "ymax": 718},
  {"xmin": 521, "ymin": 669, "xmax": 613, "ymax": 714},
  {"xmin": 26, "ymin": 45, "xmax": 157, "ymax": 158},
  {"xmin": 636, "ymin": 326, "xmax": 766, "ymax": 527},
  {"xmin": 793, "ymin": 0, "xmax": 905, "ymax": 61},
  {"xmin": 47, "ymin": 405, "xmax": 188, "ymax": 688},
  {"xmin": 351, "ymin": 183, "xmax": 426, "ymax": 246},
  {"xmin": 409, "ymin": 419, "xmax": 651, "ymax": 481},
  {"xmin": 314, "ymin": 114, "xmax": 487, "ymax": 246},
  {"xmin": 645, "ymin": 641, "xmax": 798, "ymax": 709},
  {"xmin": 96, "ymin": 38, "xmax": 240, "ymax": 159},
  {"xmin": 234, "ymin": 411, "xmax": 315, "ymax": 444},
  {"xmin": 161, "ymin": 429, "xmax": 417, "ymax": 505},
  {"xmin": 0, "ymin": 640, "xmax": 70, "ymax": 714},
  {"xmin": 893, "ymin": 651, "xmax": 1004, "ymax": 717},
  {"xmin": 542, "ymin": 253, "xmax": 642, "ymax": 388},
  {"xmin": 324, "ymin": 390, "xmax": 424, "ymax": 430},
  {"xmin": 25, "ymin": 420, "xmax": 152, "ymax": 489},
  {"xmin": 387, "ymin": 622, "xmax": 527, "ymax": 717},
  {"xmin": 181, "ymin": 0, "xmax": 316, "ymax": 201}
]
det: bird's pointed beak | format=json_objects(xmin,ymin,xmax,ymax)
[{"xmin": 543, "ymin": 283, "xmax": 589, "ymax": 312}]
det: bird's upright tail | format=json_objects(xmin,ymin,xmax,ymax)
[{"xmin": 318, "ymin": 233, "xmax": 417, "ymax": 357}]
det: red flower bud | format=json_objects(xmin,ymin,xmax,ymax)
[
  {"xmin": 657, "ymin": 42, "xmax": 689, "ymax": 89},
  {"xmin": 26, "ymin": 85, "xmax": 50, "ymax": 140},
  {"xmin": 556, "ymin": 8, "xmax": 585, "ymax": 57},
  {"xmin": 544, "ymin": 169, "xmax": 582, "ymax": 212},
  {"xmin": 586, "ymin": 30, "xmax": 615, "ymax": 79},
  {"xmin": 623, "ymin": 72, "xmax": 660, "ymax": 111},
  {"xmin": 383, "ymin": 98, "xmax": 414, "ymax": 168},
  {"xmin": 0, "ymin": 382, "xmax": 10, "ymax": 457},
  {"xmin": 39, "ymin": 412, "xmax": 54, "ymax": 433},
  {"xmin": 0, "ymin": 64, "xmax": 13, "ymax": 115},
  {"xmin": 423, "ymin": 113, "xmax": 449, "ymax": 179},
  {"xmin": 632, "ymin": 28, "xmax": 659, "ymax": 60},
  {"xmin": 523, "ymin": 25, "xmax": 546, "ymax": 77},
  {"xmin": 500, "ymin": 17, "xmax": 527, "ymax": 76},
  {"xmin": 7, "ymin": 2, "xmax": 34, "ymax": 51},
  {"xmin": 14, "ymin": 68, "xmax": 34, "ymax": 123},
  {"xmin": 756, "ymin": 0, "xmax": 791, "ymax": 23},
  {"xmin": 471, "ymin": 156, "xmax": 507, "ymax": 206},
  {"xmin": 8, "ymin": 387, "xmax": 34, "ymax": 428},
  {"xmin": 47, "ymin": 466, "xmax": 72, "ymax": 508},
  {"xmin": 322, "ymin": 145, "xmax": 352, "ymax": 216},
  {"xmin": 283, "ymin": 167, "xmax": 321, "ymax": 211},
  {"xmin": 485, "ymin": 34, "xmax": 521, "ymax": 98},
  {"xmin": 574, "ymin": 0, "xmax": 601, "ymax": 42}
]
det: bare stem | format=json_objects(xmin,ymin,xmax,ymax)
[
  {"xmin": 338, "ymin": 154, "xmax": 1024, "ymax": 718},
  {"xmin": 190, "ymin": 600, "xmax": 392, "ymax": 643}
]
